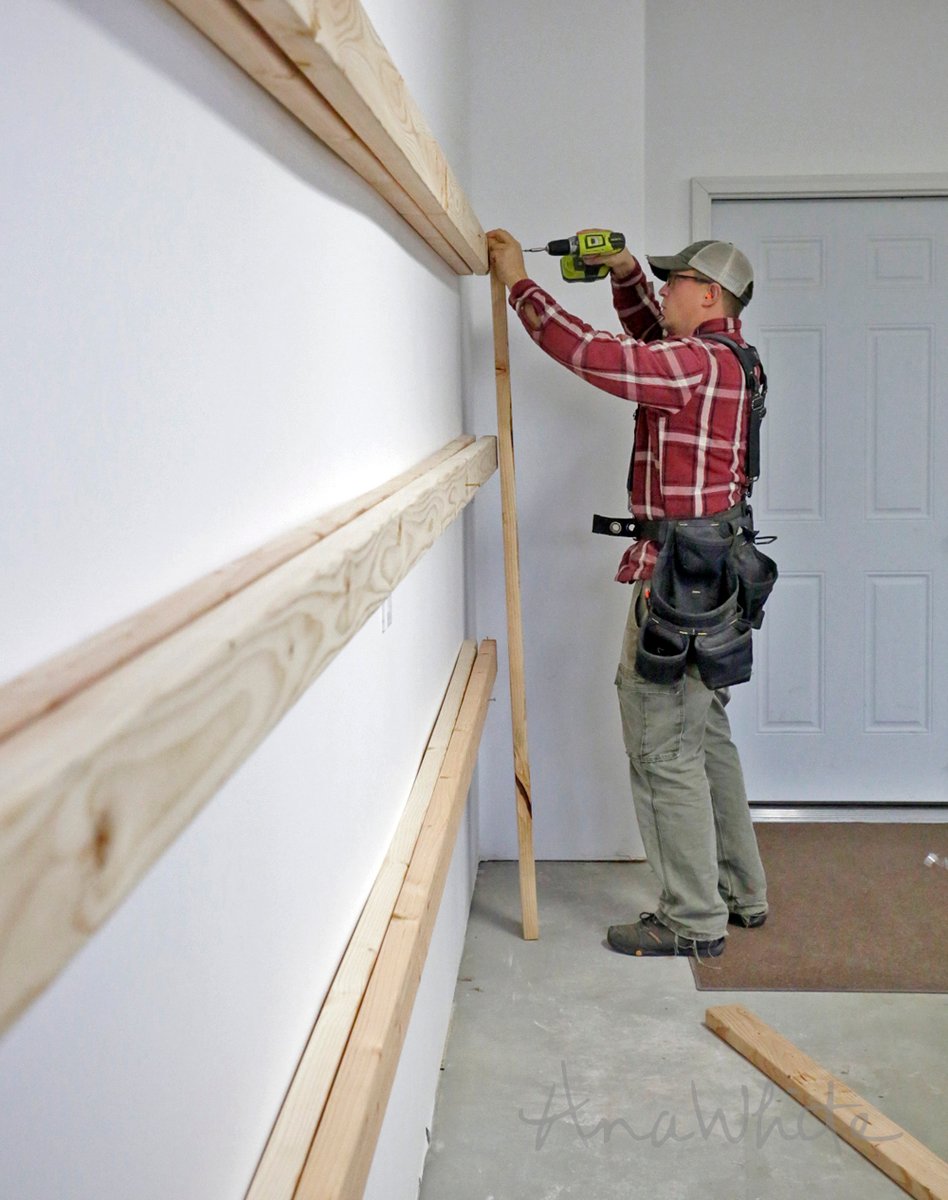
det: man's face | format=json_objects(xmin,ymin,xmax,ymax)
[{"xmin": 659, "ymin": 271, "xmax": 713, "ymax": 336}]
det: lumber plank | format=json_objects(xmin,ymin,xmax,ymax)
[
  {"xmin": 0, "ymin": 438, "xmax": 497, "ymax": 1036},
  {"xmin": 245, "ymin": 640, "xmax": 477, "ymax": 1200},
  {"xmin": 0, "ymin": 436, "xmax": 474, "ymax": 743},
  {"xmin": 165, "ymin": 0, "xmax": 470, "ymax": 274},
  {"xmin": 705, "ymin": 1004, "xmax": 948, "ymax": 1200},
  {"xmin": 489, "ymin": 272, "xmax": 538, "ymax": 940},
  {"xmin": 233, "ymin": 0, "xmax": 488, "ymax": 274},
  {"xmin": 294, "ymin": 639, "xmax": 497, "ymax": 1200}
]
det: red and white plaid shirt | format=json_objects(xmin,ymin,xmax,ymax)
[{"xmin": 509, "ymin": 262, "xmax": 753, "ymax": 581}]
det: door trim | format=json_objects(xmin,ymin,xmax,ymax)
[{"xmin": 691, "ymin": 173, "xmax": 948, "ymax": 239}]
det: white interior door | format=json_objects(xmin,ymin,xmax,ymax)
[{"xmin": 712, "ymin": 196, "xmax": 947, "ymax": 805}]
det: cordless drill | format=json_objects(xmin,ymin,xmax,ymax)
[{"xmin": 525, "ymin": 231, "xmax": 626, "ymax": 282}]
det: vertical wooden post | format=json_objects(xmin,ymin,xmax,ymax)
[{"xmin": 490, "ymin": 272, "xmax": 539, "ymax": 940}]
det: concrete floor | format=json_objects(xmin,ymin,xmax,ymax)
[{"xmin": 419, "ymin": 860, "xmax": 947, "ymax": 1200}]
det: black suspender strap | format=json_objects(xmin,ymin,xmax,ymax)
[{"xmin": 698, "ymin": 333, "xmax": 768, "ymax": 493}]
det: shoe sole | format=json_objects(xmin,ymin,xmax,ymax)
[
  {"xmin": 629, "ymin": 944, "xmax": 725, "ymax": 958},
  {"xmin": 607, "ymin": 930, "xmax": 725, "ymax": 958}
]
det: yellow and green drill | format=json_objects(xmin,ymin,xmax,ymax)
[{"xmin": 525, "ymin": 230, "xmax": 626, "ymax": 282}]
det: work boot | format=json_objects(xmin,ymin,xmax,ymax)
[
  {"xmin": 728, "ymin": 909, "xmax": 767, "ymax": 928},
  {"xmin": 606, "ymin": 912, "xmax": 725, "ymax": 958}
]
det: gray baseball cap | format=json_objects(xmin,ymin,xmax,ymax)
[{"xmin": 647, "ymin": 240, "xmax": 754, "ymax": 305}]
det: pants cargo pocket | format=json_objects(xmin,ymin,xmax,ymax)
[{"xmin": 616, "ymin": 664, "xmax": 685, "ymax": 764}]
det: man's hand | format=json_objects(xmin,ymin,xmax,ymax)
[
  {"xmin": 487, "ymin": 229, "xmax": 529, "ymax": 289},
  {"xmin": 577, "ymin": 228, "xmax": 638, "ymax": 281}
]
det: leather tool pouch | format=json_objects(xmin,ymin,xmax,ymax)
[
  {"xmin": 730, "ymin": 537, "xmax": 778, "ymax": 630},
  {"xmin": 692, "ymin": 617, "xmax": 753, "ymax": 689},
  {"xmin": 636, "ymin": 612, "xmax": 690, "ymax": 684},
  {"xmin": 635, "ymin": 520, "xmax": 766, "ymax": 689}
]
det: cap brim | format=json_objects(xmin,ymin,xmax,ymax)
[{"xmin": 645, "ymin": 253, "xmax": 692, "ymax": 281}]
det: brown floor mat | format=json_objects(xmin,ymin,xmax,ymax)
[{"xmin": 690, "ymin": 822, "xmax": 948, "ymax": 992}]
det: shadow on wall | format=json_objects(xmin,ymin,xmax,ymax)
[{"xmin": 67, "ymin": 0, "xmax": 453, "ymax": 281}]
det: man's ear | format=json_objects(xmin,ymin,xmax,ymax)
[{"xmin": 702, "ymin": 281, "xmax": 721, "ymax": 307}]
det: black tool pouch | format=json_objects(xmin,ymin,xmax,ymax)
[
  {"xmin": 730, "ymin": 537, "xmax": 778, "ymax": 630},
  {"xmin": 635, "ymin": 522, "xmax": 746, "ymax": 687},
  {"xmin": 692, "ymin": 618, "xmax": 754, "ymax": 688},
  {"xmin": 635, "ymin": 612, "xmax": 690, "ymax": 683}
]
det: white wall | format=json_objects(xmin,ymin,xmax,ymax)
[
  {"xmin": 644, "ymin": 0, "xmax": 948, "ymax": 251},
  {"xmin": 0, "ymin": 2, "xmax": 479, "ymax": 1197},
  {"xmin": 465, "ymin": 0, "xmax": 649, "ymax": 862}
]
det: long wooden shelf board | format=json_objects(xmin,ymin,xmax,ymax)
[
  {"xmin": 232, "ymin": 0, "xmax": 488, "ymax": 273},
  {"xmin": 246, "ymin": 640, "xmax": 478, "ymax": 1200},
  {"xmin": 295, "ymin": 639, "xmax": 497, "ymax": 1200},
  {"xmin": 0, "ymin": 436, "xmax": 474, "ymax": 745},
  {"xmin": 166, "ymin": 0, "xmax": 471, "ymax": 274},
  {"xmin": 0, "ymin": 437, "xmax": 497, "ymax": 1035}
]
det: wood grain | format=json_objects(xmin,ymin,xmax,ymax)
[
  {"xmin": 0, "ymin": 436, "xmax": 474, "ymax": 743},
  {"xmin": 233, "ymin": 0, "xmax": 488, "ymax": 273},
  {"xmin": 706, "ymin": 1004, "xmax": 948, "ymax": 1200},
  {"xmin": 490, "ymin": 273, "xmax": 538, "ymax": 940},
  {"xmin": 294, "ymin": 639, "xmax": 497, "ymax": 1200},
  {"xmin": 0, "ymin": 438, "xmax": 496, "ymax": 1036},
  {"xmin": 245, "ymin": 641, "xmax": 477, "ymax": 1200},
  {"xmin": 165, "ymin": 0, "xmax": 470, "ymax": 274}
]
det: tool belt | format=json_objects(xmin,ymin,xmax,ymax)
[
  {"xmin": 631, "ymin": 506, "xmax": 777, "ymax": 689},
  {"xmin": 591, "ymin": 500, "xmax": 748, "ymax": 545}
]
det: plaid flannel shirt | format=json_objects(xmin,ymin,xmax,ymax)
[{"xmin": 508, "ymin": 262, "xmax": 752, "ymax": 581}]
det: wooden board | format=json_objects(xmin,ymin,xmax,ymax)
[
  {"xmin": 166, "ymin": 0, "xmax": 470, "ymax": 274},
  {"xmin": 706, "ymin": 1004, "xmax": 948, "ymax": 1200},
  {"xmin": 294, "ymin": 639, "xmax": 497, "ymax": 1200},
  {"xmin": 0, "ymin": 436, "xmax": 474, "ymax": 743},
  {"xmin": 490, "ymin": 273, "xmax": 538, "ymax": 940},
  {"xmin": 0, "ymin": 437, "xmax": 497, "ymax": 1035},
  {"xmin": 232, "ymin": 0, "xmax": 488, "ymax": 273},
  {"xmin": 245, "ymin": 640, "xmax": 477, "ymax": 1200}
]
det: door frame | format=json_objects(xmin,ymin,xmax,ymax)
[
  {"xmin": 691, "ymin": 175, "xmax": 948, "ymax": 820},
  {"xmin": 691, "ymin": 173, "xmax": 948, "ymax": 240}
]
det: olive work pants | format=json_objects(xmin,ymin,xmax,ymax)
[{"xmin": 614, "ymin": 582, "xmax": 768, "ymax": 941}]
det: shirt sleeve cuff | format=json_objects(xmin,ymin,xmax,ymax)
[
  {"xmin": 610, "ymin": 261, "xmax": 648, "ymax": 291},
  {"xmin": 507, "ymin": 278, "xmax": 550, "ymax": 339},
  {"xmin": 508, "ymin": 277, "xmax": 538, "ymax": 306}
]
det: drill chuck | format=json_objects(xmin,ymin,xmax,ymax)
[{"xmin": 544, "ymin": 238, "xmax": 574, "ymax": 256}]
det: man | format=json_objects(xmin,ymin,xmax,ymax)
[{"xmin": 487, "ymin": 229, "xmax": 768, "ymax": 959}]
